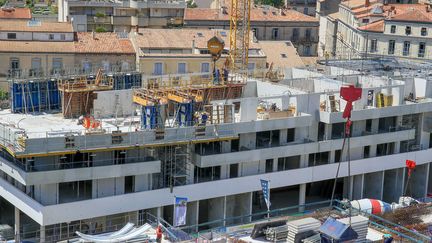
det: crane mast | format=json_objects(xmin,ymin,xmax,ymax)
[{"xmin": 229, "ymin": 0, "xmax": 251, "ymax": 83}]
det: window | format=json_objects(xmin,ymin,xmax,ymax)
[
  {"xmin": 388, "ymin": 40, "xmax": 395, "ymax": 54},
  {"xmin": 364, "ymin": 146, "xmax": 370, "ymax": 158},
  {"xmin": 52, "ymin": 58, "xmax": 63, "ymax": 74},
  {"xmin": 303, "ymin": 7, "xmax": 308, "ymax": 15},
  {"xmin": 201, "ymin": 62, "xmax": 209, "ymax": 73},
  {"xmin": 7, "ymin": 33, "xmax": 16, "ymax": 39},
  {"xmin": 10, "ymin": 58, "xmax": 19, "ymax": 70},
  {"xmin": 418, "ymin": 42, "xmax": 426, "ymax": 58},
  {"xmin": 60, "ymin": 34, "xmax": 66, "ymax": 40},
  {"xmin": 177, "ymin": 62, "xmax": 186, "ymax": 74},
  {"xmin": 247, "ymin": 63, "xmax": 255, "ymax": 70},
  {"xmin": 31, "ymin": 58, "xmax": 41, "ymax": 76},
  {"xmin": 304, "ymin": 45, "xmax": 311, "ymax": 56},
  {"xmin": 362, "ymin": 18, "xmax": 369, "ymax": 23},
  {"xmin": 292, "ymin": 28, "xmax": 299, "ymax": 41},
  {"xmin": 390, "ymin": 25, "xmax": 396, "ymax": 33},
  {"xmin": 370, "ymin": 39, "xmax": 377, "ymax": 53},
  {"xmin": 102, "ymin": 60, "xmax": 110, "ymax": 71},
  {"xmin": 305, "ymin": 28, "xmax": 312, "ymax": 40},
  {"xmin": 421, "ymin": 27, "xmax": 428, "ymax": 36},
  {"xmin": 403, "ymin": 41, "xmax": 410, "ymax": 56},
  {"xmin": 153, "ymin": 62, "xmax": 163, "ymax": 75},
  {"xmin": 82, "ymin": 60, "xmax": 92, "ymax": 73},
  {"xmin": 49, "ymin": 34, "xmax": 54, "ymax": 40},
  {"xmin": 405, "ymin": 26, "xmax": 411, "ymax": 35},
  {"xmin": 252, "ymin": 28, "xmax": 258, "ymax": 38},
  {"xmin": 272, "ymin": 28, "xmax": 279, "ymax": 39}
]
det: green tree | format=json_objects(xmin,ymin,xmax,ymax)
[
  {"xmin": 254, "ymin": 0, "xmax": 284, "ymax": 8},
  {"xmin": 186, "ymin": 0, "xmax": 197, "ymax": 8},
  {"xmin": 95, "ymin": 26, "xmax": 107, "ymax": 32}
]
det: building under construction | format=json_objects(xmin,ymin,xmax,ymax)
[{"xmin": 0, "ymin": 56, "xmax": 432, "ymax": 241}]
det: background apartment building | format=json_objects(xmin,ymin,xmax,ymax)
[
  {"xmin": 132, "ymin": 28, "xmax": 266, "ymax": 76},
  {"xmin": 183, "ymin": 6, "xmax": 319, "ymax": 56},
  {"xmin": 0, "ymin": 19, "xmax": 136, "ymax": 90},
  {"xmin": 321, "ymin": 0, "xmax": 432, "ymax": 60},
  {"xmin": 57, "ymin": 0, "xmax": 186, "ymax": 32},
  {"xmin": 285, "ymin": 0, "xmax": 316, "ymax": 16}
]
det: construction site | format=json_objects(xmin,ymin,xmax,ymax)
[{"xmin": 2, "ymin": 0, "xmax": 432, "ymax": 241}]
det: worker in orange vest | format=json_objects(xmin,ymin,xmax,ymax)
[{"xmin": 156, "ymin": 225, "xmax": 163, "ymax": 243}]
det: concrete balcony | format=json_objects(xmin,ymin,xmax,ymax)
[
  {"xmin": 88, "ymin": 15, "xmax": 113, "ymax": 24},
  {"xmin": 67, "ymin": 0, "xmax": 121, "ymax": 7},
  {"xmin": 112, "ymin": 15, "xmax": 138, "ymax": 26},
  {"xmin": 147, "ymin": 0, "xmax": 186, "ymax": 8},
  {"xmin": 193, "ymin": 128, "xmax": 415, "ymax": 167},
  {"xmin": 0, "ymin": 155, "xmax": 161, "ymax": 186},
  {"xmin": 320, "ymin": 100, "xmax": 432, "ymax": 124},
  {"xmin": 3, "ymin": 147, "xmax": 431, "ymax": 226}
]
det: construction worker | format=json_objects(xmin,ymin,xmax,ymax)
[{"xmin": 156, "ymin": 225, "xmax": 163, "ymax": 243}]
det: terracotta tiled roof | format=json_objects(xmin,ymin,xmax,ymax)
[
  {"xmin": 135, "ymin": 28, "xmax": 261, "ymax": 51},
  {"xmin": 0, "ymin": 19, "xmax": 73, "ymax": 32},
  {"xmin": 0, "ymin": 7, "xmax": 31, "ymax": 19},
  {"xmin": 340, "ymin": 0, "xmax": 380, "ymax": 10},
  {"xmin": 184, "ymin": 7, "xmax": 318, "ymax": 22},
  {"xmin": 74, "ymin": 32, "xmax": 135, "ymax": 54},
  {"xmin": 0, "ymin": 41, "xmax": 75, "ymax": 53},
  {"xmin": 358, "ymin": 19, "xmax": 384, "ymax": 32},
  {"xmin": 259, "ymin": 41, "xmax": 304, "ymax": 68},
  {"xmin": 387, "ymin": 7, "xmax": 432, "ymax": 23}
]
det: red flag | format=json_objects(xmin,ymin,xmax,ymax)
[{"xmin": 406, "ymin": 159, "xmax": 416, "ymax": 177}]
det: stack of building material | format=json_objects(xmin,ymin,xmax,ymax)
[
  {"xmin": 264, "ymin": 224, "xmax": 289, "ymax": 241},
  {"xmin": 337, "ymin": 215, "xmax": 369, "ymax": 241},
  {"xmin": 287, "ymin": 217, "xmax": 321, "ymax": 243}
]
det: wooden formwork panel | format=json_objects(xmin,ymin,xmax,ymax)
[{"xmin": 62, "ymin": 91, "xmax": 97, "ymax": 118}]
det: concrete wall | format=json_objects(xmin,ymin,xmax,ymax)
[{"xmin": 94, "ymin": 89, "xmax": 135, "ymax": 118}]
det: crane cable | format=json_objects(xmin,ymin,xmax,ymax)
[{"xmin": 330, "ymin": 120, "xmax": 353, "ymax": 226}]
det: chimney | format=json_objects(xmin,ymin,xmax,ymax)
[
  {"xmin": 192, "ymin": 39, "xmax": 196, "ymax": 53},
  {"xmin": 92, "ymin": 31, "xmax": 95, "ymax": 39},
  {"xmin": 365, "ymin": 0, "xmax": 370, "ymax": 7}
]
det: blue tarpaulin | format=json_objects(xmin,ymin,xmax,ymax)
[{"xmin": 319, "ymin": 218, "xmax": 358, "ymax": 243}]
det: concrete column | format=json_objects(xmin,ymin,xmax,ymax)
[
  {"xmin": 299, "ymin": 184, "xmax": 306, "ymax": 212},
  {"xmin": 363, "ymin": 172, "xmax": 384, "ymax": 199},
  {"xmin": 186, "ymin": 201, "xmax": 199, "ymax": 232},
  {"xmin": 272, "ymin": 158, "xmax": 278, "ymax": 172},
  {"xmin": 14, "ymin": 207, "xmax": 20, "ymax": 243},
  {"xmin": 371, "ymin": 118, "xmax": 379, "ymax": 133},
  {"xmin": 157, "ymin": 207, "xmax": 162, "ymax": 223},
  {"xmin": 40, "ymin": 225, "xmax": 46, "ymax": 243},
  {"xmin": 300, "ymin": 155, "xmax": 308, "ymax": 168},
  {"xmin": 279, "ymin": 129, "xmax": 288, "ymax": 145},
  {"xmin": 329, "ymin": 151, "xmax": 336, "ymax": 163},
  {"xmin": 324, "ymin": 124, "xmax": 332, "ymax": 140}
]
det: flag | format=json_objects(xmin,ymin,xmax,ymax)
[
  {"xmin": 260, "ymin": 179, "xmax": 270, "ymax": 211},
  {"xmin": 174, "ymin": 197, "xmax": 187, "ymax": 227}
]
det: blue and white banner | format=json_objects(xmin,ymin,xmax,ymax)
[
  {"xmin": 174, "ymin": 197, "xmax": 188, "ymax": 227},
  {"xmin": 260, "ymin": 179, "xmax": 270, "ymax": 211}
]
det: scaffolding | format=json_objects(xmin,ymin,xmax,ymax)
[{"xmin": 58, "ymin": 70, "xmax": 114, "ymax": 118}]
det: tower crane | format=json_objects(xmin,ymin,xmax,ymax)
[{"xmin": 229, "ymin": 0, "xmax": 251, "ymax": 83}]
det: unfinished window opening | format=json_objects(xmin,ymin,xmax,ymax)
[
  {"xmin": 59, "ymin": 180, "xmax": 92, "ymax": 203},
  {"xmin": 194, "ymin": 166, "xmax": 221, "ymax": 183},
  {"xmin": 114, "ymin": 150, "xmax": 126, "ymax": 164},
  {"xmin": 231, "ymin": 139, "xmax": 239, "ymax": 152},
  {"xmin": 308, "ymin": 152, "xmax": 329, "ymax": 166},
  {"xmin": 376, "ymin": 143, "xmax": 394, "ymax": 156},
  {"xmin": 256, "ymin": 130, "xmax": 279, "ymax": 148},
  {"xmin": 366, "ymin": 119, "xmax": 372, "ymax": 133},
  {"xmin": 277, "ymin": 155, "xmax": 300, "ymax": 171},
  {"xmin": 59, "ymin": 152, "xmax": 93, "ymax": 169},
  {"xmin": 335, "ymin": 149, "xmax": 342, "ymax": 163},
  {"xmin": 332, "ymin": 123, "xmax": 345, "ymax": 139},
  {"xmin": 364, "ymin": 146, "xmax": 370, "ymax": 158},
  {"xmin": 378, "ymin": 116, "xmax": 396, "ymax": 132},
  {"xmin": 318, "ymin": 122, "xmax": 325, "ymax": 141},
  {"xmin": 195, "ymin": 141, "xmax": 221, "ymax": 155},
  {"xmin": 265, "ymin": 159, "xmax": 273, "ymax": 173},
  {"xmin": 229, "ymin": 164, "xmax": 239, "ymax": 178},
  {"xmin": 124, "ymin": 176, "xmax": 135, "ymax": 193},
  {"xmin": 287, "ymin": 128, "xmax": 295, "ymax": 143}
]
